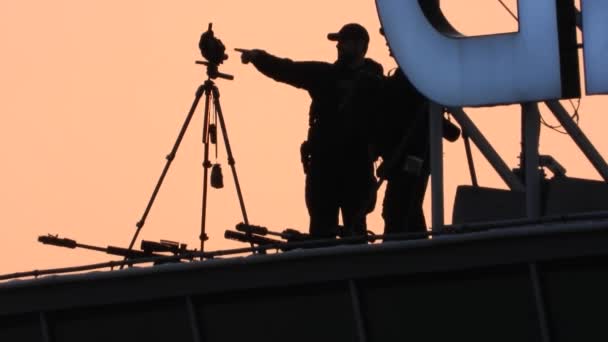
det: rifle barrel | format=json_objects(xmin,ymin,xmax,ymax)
[{"xmin": 39, "ymin": 235, "xmax": 165, "ymax": 259}]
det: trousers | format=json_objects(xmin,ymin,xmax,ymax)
[{"xmin": 305, "ymin": 160, "xmax": 376, "ymax": 239}]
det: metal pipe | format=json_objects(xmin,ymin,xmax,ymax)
[
  {"xmin": 544, "ymin": 100, "xmax": 608, "ymax": 182},
  {"xmin": 529, "ymin": 263, "xmax": 552, "ymax": 342},
  {"xmin": 430, "ymin": 102, "xmax": 445, "ymax": 231},
  {"xmin": 463, "ymin": 133, "xmax": 479, "ymax": 187},
  {"xmin": 39, "ymin": 312, "xmax": 51, "ymax": 342},
  {"xmin": 449, "ymin": 107, "xmax": 525, "ymax": 192},
  {"xmin": 186, "ymin": 296, "xmax": 202, "ymax": 342},
  {"xmin": 523, "ymin": 102, "xmax": 542, "ymax": 219},
  {"xmin": 349, "ymin": 280, "xmax": 368, "ymax": 342}
]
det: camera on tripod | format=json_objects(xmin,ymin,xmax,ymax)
[{"xmin": 197, "ymin": 23, "xmax": 233, "ymax": 80}]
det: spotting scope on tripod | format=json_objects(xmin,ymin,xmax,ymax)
[
  {"xmin": 196, "ymin": 23, "xmax": 234, "ymax": 80},
  {"xmin": 124, "ymin": 23, "xmax": 251, "ymax": 262}
]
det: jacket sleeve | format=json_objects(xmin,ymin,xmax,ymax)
[{"xmin": 250, "ymin": 51, "xmax": 330, "ymax": 91}]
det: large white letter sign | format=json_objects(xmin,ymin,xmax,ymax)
[
  {"xmin": 375, "ymin": 0, "xmax": 580, "ymax": 107},
  {"xmin": 582, "ymin": 0, "xmax": 608, "ymax": 94}
]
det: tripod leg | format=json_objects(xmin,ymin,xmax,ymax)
[
  {"xmin": 211, "ymin": 86, "xmax": 250, "ymax": 226},
  {"xmin": 200, "ymin": 83, "xmax": 213, "ymax": 252},
  {"xmin": 124, "ymin": 84, "xmax": 206, "ymax": 263}
]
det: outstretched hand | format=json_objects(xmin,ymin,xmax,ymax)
[{"xmin": 235, "ymin": 48, "xmax": 263, "ymax": 64}]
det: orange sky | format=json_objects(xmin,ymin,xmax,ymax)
[{"xmin": 1, "ymin": 0, "xmax": 605, "ymax": 275}]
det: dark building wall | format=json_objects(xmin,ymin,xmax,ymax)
[{"xmin": 2, "ymin": 223, "xmax": 608, "ymax": 341}]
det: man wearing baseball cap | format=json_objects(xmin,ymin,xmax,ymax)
[
  {"xmin": 327, "ymin": 23, "xmax": 370, "ymax": 57},
  {"xmin": 237, "ymin": 23, "xmax": 382, "ymax": 240}
]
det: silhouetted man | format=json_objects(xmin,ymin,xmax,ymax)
[
  {"xmin": 375, "ymin": 27, "xmax": 460, "ymax": 239},
  {"xmin": 238, "ymin": 23, "xmax": 382, "ymax": 239}
]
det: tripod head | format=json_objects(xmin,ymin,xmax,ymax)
[
  {"xmin": 195, "ymin": 61, "xmax": 234, "ymax": 81},
  {"xmin": 197, "ymin": 23, "xmax": 234, "ymax": 80}
]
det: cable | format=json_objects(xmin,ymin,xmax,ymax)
[
  {"xmin": 568, "ymin": 98, "xmax": 581, "ymax": 123},
  {"xmin": 497, "ymin": 0, "xmax": 518, "ymax": 21},
  {"xmin": 494, "ymin": 0, "xmax": 583, "ymax": 134},
  {"xmin": 539, "ymin": 98, "xmax": 581, "ymax": 135},
  {"xmin": 540, "ymin": 114, "xmax": 568, "ymax": 135}
]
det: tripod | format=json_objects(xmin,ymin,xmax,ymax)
[{"xmin": 125, "ymin": 62, "xmax": 249, "ymax": 259}]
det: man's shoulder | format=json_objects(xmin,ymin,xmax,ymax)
[
  {"xmin": 392, "ymin": 68, "xmax": 423, "ymax": 91},
  {"xmin": 363, "ymin": 58, "xmax": 384, "ymax": 75}
]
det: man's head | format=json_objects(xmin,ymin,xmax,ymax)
[{"xmin": 328, "ymin": 23, "xmax": 369, "ymax": 65}]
